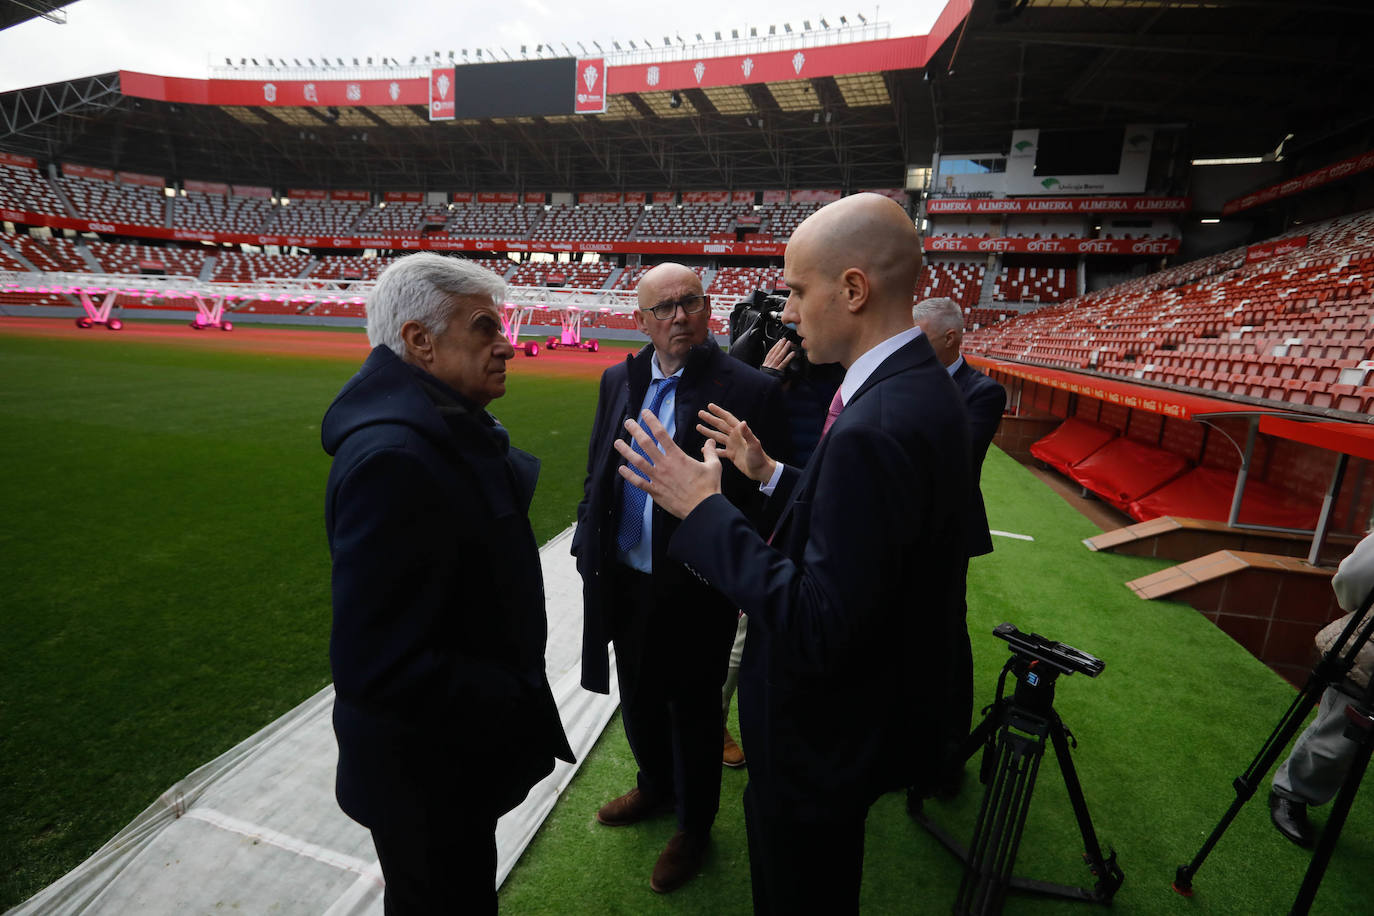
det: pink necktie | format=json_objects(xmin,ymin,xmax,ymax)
[{"xmin": 821, "ymin": 388, "xmax": 845, "ymax": 438}]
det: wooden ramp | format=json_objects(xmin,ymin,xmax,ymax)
[
  {"xmin": 1124, "ymin": 549, "xmax": 1341, "ymax": 685},
  {"xmin": 1084, "ymin": 515, "xmax": 1353, "ymax": 566}
]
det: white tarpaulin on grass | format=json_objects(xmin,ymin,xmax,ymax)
[{"xmin": 10, "ymin": 527, "xmax": 617, "ymax": 915}]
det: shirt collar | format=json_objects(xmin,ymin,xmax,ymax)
[
  {"xmin": 839, "ymin": 325, "xmax": 923, "ymax": 405},
  {"xmin": 651, "ymin": 353, "xmax": 686, "ymax": 383},
  {"xmin": 947, "ymin": 354, "xmax": 964, "ymax": 377}
]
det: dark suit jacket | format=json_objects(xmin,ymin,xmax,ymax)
[
  {"xmin": 323, "ymin": 346, "xmax": 574, "ymax": 829},
  {"xmin": 669, "ymin": 333, "xmax": 971, "ymax": 820},
  {"xmin": 953, "ymin": 359, "xmax": 1007, "ymax": 558},
  {"xmin": 573, "ymin": 341, "xmax": 788, "ymax": 694}
]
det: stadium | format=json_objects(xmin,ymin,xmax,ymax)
[{"xmin": 2, "ymin": 0, "xmax": 1372, "ymax": 912}]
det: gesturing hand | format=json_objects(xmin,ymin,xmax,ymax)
[
  {"xmin": 696, "ymin": 402, "xmax": 777, "ymax": 484},
  {"xmin": 615, "ymin": 409, "xmax": 723, "ymax": 519}
]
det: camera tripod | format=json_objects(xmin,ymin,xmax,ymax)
[
  {"xmin": 914, "ymin": 625, "xmax": 1123, "ymax": 915},
  {"xmin": 1173, "ymin": 585, "xmax": 1374, "ymax": 914}
]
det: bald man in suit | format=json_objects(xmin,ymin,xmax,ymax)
[{"xmin": 614, "ymin": 194, "xmax": 970, "ymax": 913}]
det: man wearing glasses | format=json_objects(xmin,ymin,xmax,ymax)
[{"xmin": 573, "ymin": 262, "xmax": 789, "ymax": 893}]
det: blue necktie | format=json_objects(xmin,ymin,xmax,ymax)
[{"xmin": 616, "ymin": 375, "xmax": 678, "ymax": 552}]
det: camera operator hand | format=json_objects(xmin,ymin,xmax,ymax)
[
  {"xmin": 762, "ymin": 338, "xmax": 797, "ymax": 372},
  {"xmin": 696, "ymin": 402, "xmax": 778, "ymax": 484}
]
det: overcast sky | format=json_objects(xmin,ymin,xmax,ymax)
[{"xmin": 0, "ymin": 0, "xmax": 952, "ymax": 93}]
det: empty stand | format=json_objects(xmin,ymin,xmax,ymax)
[
  {"xmin": 993, "ymin": 264, "xmax": 1074, "ymax": 303},
  {"xmin": 634, "ymin": 202, "xmax": 752, "ymax": 241},
  {"xmin": 918, "ymin": 260, "xmax": 985, "ymax": 309},
  {"xmin": 0, "ymin": 162, "xmax": 67, "ymax": 216},
  {"xmin": 9, "ymin": 235, "xmax": 90, "ymax": 273},
  {"xmin": 530, "ymin": 204, "xmax": 641, "ymax": 242},
  {"xmin": 445, "ymin": 203, "xmax": 545, "ymax": 239},
  {"xmin": 174, "ymin": 191, "xmax": 274, "ymax": 234},
  {"xmin": 87, "ymin": 241, "xmax": 208, "ymax": 277},
  {"xmin": 272, "ymin": 200, "xmax": 368, "ymax": 236},
  {"xmin": 708, "ymin": 267, "xmax": 786, "ymax": 301},
  {"xmin": 60, "ymin": 176, "xmax": 166, "ymax": 227},
  {"xmin": 965, "ymin": 208, "xmax": 1374, "ymax": 412},
  {"xmin": 211, "ymin": 250, "xmax": 312, "ymax": 283},
  {"xmin": 505, "ymin": 261, "xmax": 614, "ymax": 289}
]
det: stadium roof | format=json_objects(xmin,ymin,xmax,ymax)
[
  {"xmin": 0, "ymin": 0, "xmax": 1371, "ymax": 193},
  {"xmin": 0, "ymin": 1, "xmax": 79, "ymax": 32}
]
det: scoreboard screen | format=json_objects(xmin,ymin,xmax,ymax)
[{"xmin": 450, "ymin": 59, "xmax": 577, "ymax": 119}]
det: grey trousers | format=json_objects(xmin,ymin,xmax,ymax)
[
  {"xmin": 722, "ymin": 613, "xmax": 748, "ymax": 720},
  {"xmin": 1272, "ymin": 684, "xmax": 1362, "ymax": 806}
]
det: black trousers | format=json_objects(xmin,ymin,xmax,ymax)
[
  {"xmin": 744, "ymin": 781, "xmax": 867, "ymax": 915},
  {"xmin": 370, "ymin": 810, "xmax": 498, "ymax": 916},
  {"xmin": 609, "ymin": 563, "xmax": 737, "ymax": 834}
]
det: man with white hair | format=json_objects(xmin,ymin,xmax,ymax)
[
  {"xmin": 911, "ymin": 295, "xmax": 1007, "ymax": 796},
  {"xmin": 323, "ymin": 252, "xmax": 573, "ymax": 913}
]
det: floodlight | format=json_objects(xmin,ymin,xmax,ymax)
[
  {"xmin": 840, "ymin": 15, "xmax": 848, "ymax": 25},
  {"xmin": 294, "ymin": 58, "xmax": 301, "ymax": 66},
  {"xmin": 240, "ymin": 57, "xmax": 247, "ymax": 65},
  {"xmin": 337, "ymin": 58, "xmax": 344, "ymax": 66},
  {"xmin": 767, "ymin": 25, "xmax": 775, "ymax": 35},
  {"xmin": 821, "ymin": 19, "xmax": 829, "ymax": 28},
  {"xmin": 593, "ymin": 40, "xmax": 602, "ymax": 51},
  {"xmin": 578, "ymin": 41, "xmax": 587, "ymax": 53},
  {"xmin": 695, "ymin": 33, "xmax": 702, "ymax": 41},
  {"xmin": 715, "ymin": 31, "xmax": 722, "ymax": 40},
  {"xmin": 803, "ymin": 20, "xmax": 811, "ymax": 30},
  {"xmin": 225, "ymin": 57, "xmax": 232, "ymax": 66},
  {"xmin": 784, "ymin": 23, "xmax": 792, "ymax": 33},
  {"xmin": 409, "ymin": 55, "xmax": 416, "ymax": 64},
  {"xmin": 613, "ymin": 41, "xmax": 621, "ymax": 50},
  {"xmin": 857, "ymin": 13, "xmax": 866, "ymax": 23}
]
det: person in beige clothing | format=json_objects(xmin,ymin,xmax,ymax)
[{"xmin": 1269, "ymin": 530, "xmax": 1374, "ymax": 847}]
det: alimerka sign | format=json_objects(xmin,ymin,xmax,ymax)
[{"xmin": 927, "ymin": 196, "xmax": 1190, "ymax": 214}]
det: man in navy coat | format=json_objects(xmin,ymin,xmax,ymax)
[
  {"xmin": 615, "ymin": 195, "xmax": 971, "ymax": 912},
  {"xmin": 573, "ymin": 262, "xmax": 788, "ymax": 893},
  {"xmin": 913, "ymin": 295, "xmax": 1008, "ymax": 790},
  {"xmin": 324, "ymin": 253, "xmax": 573, "ymax": 914}
]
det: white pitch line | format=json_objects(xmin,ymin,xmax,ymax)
[
  {"xmin": 990, "ymin": 529, "xmax": 1034, "ymax": 541},
  {"xmin": 182, "ymin": 807, "xmax": 380, "ymax": 882}
]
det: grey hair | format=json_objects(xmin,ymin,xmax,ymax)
[
  {"xmin": 911, "ymin": 296, "xmax": 964, "ymax": 335},
  {"xmin": 366, "ymin": 252, "xmax": 507, "ymax": 355}
]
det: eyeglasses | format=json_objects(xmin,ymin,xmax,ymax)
[{"xmin": 642, "ymin": 294, "xmax": 709, "ymax": 320}]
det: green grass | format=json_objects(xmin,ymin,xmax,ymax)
[
  {"xmin": 0, "ymin": 331, "xmax": 599, "ymax": 908},
  {"xmin": 499, "ymin": 448, "xmax": 1374, "ymax": 914},
  {"xmin": 3, "ymin": 327, "xmax": 1372, "ymax": 913}
]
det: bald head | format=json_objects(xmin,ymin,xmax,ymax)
[
  {"xmin": 632, "ymin": 261, "xmax": 709, "ymax": 375},
  {"xmin": 780, "ymin": 193, "xmax": 922, "ymax": 366},
  {"xmin": 791, "ymin": 193, "xmax": 921, "ymax": 312},
  {"xmin": 637, "ymin": 262, "xmax": 702, "ymax": 308}
]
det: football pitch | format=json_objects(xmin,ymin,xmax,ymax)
[{"xmin": 2, "ymin": 320, "xmax": 1371, "ymax": 913}]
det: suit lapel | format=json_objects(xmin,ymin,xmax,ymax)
[{"xmin": 766, "ymin": 336, "xmax": 933, "ymax": 545}]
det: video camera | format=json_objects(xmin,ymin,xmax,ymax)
[
  {"xmin": 993, "ymin": 623, "xmax": 1104, "ymax": 678},
  {"xmin": 727, "ymin": 289, "xmax": 812, "ymax": 380}
]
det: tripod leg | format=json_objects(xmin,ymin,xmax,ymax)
[
  {"xmin": 956, "ymin": 718, "xmax": 1046, "ymax": 916},
  {"xmin": 1173, "ymin": 683, "xmax": 1325, "ymax": 894},
  {"xmin": 1289, "ymin": 700, "xmax": 1374, "ymax": 916},
  {"xmin": 1176, "ymin": 589, "xmax": 1374, "ymax": 894},
  {"xmin": 1050, "ymin": 715, "xmax": 1124, "ymax": 902}
]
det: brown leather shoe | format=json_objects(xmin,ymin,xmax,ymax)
[
  {"xmin": 722, "ymin": 727, "xmax": 746, "ymax": 768},
  {"xmin": 595, "ymin": 787, "xmax": 671, "ymax": 827},
  {"xmin": 650, "ymin": 830, "xmax": 707, "ymax": 893}
]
